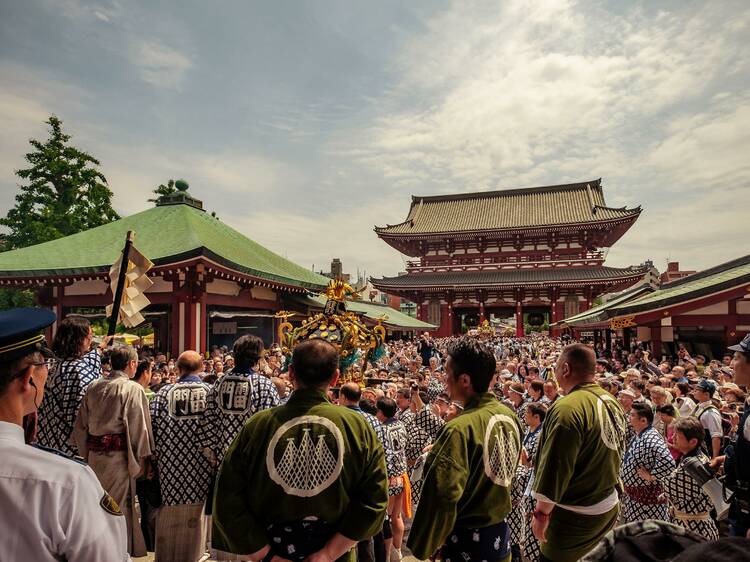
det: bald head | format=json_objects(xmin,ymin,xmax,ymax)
[
  {"xmin": 339, "ymin": 382, "xmax": 362, "ymax": 406},
  {"xmin": 556, "ymin": 343, "xmax": 596, "ymax": 393},
  {"xmin": 177, "ymin": 350, "xmax": 203, "ymax": 375}
]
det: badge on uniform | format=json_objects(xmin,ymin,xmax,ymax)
[{"xmin": 100, "ymin": 493, "xmax": 123, "ymax": 516}]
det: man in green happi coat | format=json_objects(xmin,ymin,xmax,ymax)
[
  {"xmin": 212, "ymin": 339, "xmax": 388, "ymax": 562},
  {"xmin": 532, "ymin": 343, "xmax": 627, "ymax": 561},
  {"xmin": 408, "ymin": 338, "xmax": 522, "ymax": 562}
]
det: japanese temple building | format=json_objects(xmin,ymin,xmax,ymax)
[
  {"xmin": 0, "ymin": 189, "xmax": 330, "ymax": 353},
  {"xmin": 554, "ymin": 254, "xmax": 750, "ymax": 358},
  {"xmin": 0, "ymin": 188, "xmax": 435, "ymax": 354},
  {"xmin": 371, "ymin": 180, "xmax": 649, "ymax": 337}
]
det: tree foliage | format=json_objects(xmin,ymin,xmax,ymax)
[
  {"xmin": 148, "ymin": 178, "xmax": 178, "ymax": 203},
  {"xmin": 0, "ymin": 116, "xmax": 119, "ymax": 310},
  {"xmin": 0, "ymin": 115, "xmax": 119, "ymax": 250}
]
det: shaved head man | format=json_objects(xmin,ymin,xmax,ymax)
[
  {"xmin": 177, "ymin": 350, "xmax": 203, "ymax": 376},
  {"xmin": 532, "ymin": 344, "xmax": 627, "ymax": 561},
  {"xmin": 150, "ymin": 349, "xmax": 212, "ymax": 561}
]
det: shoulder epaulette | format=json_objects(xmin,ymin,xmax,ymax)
[{"xmin": 31, "ymin": 443, "xmax": 87, "ymax": 465}]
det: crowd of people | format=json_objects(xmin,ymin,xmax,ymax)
[{"xmin": 3, "ymin": 308, "xmax": 750, "ymax": 561}]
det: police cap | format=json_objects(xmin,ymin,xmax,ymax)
[{"xmin": 0, "ymin": 308, "xmax": 56, "ymax": 363}]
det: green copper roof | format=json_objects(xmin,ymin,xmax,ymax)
[
  {"xmin": 610, "ymin": 254, "xmax": 750, "ymax": 315},
  {"xmin": 553, "ymin": 285, "xmax": 653, "ymax": 327},
  {"xmin": 555, "ymin": 254, "xmax": 750, "ymax": 327},
  {"xmin": 0, "ymin": 202, "xmax": 329, "ymax": 290},
  {"xmin": 291, "ymin": 294, "xmax": 437, "ymax": 330}
]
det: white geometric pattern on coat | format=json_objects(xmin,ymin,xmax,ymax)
[
  {"xmin": 151, "ymin": 381, "xmax": 213, "ymax": 505},
  {"xmin": 483, "ymin": 414, "xmax": 520, "ymax": 487},
  {"xmin": 597, "ymin": 393, "xmax": 626, "ymax": 452},
  {"xmin": 36, "ymin": 349, "xmax": 102, "ymax": 455},
  {"xmin": 266, "ymin": 415, "xmax": 345, "ymax": 498},
  {"xmin": 663, "ymin": 452, "xmax": 720, "ymax": 541},
  {"xmin": 197, "ymin": 370, "xmax": 280, "ymax": 462}
]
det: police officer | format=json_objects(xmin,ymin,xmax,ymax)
[
  {"xmin": 0, "ymin": 308, "xmax": 129, "ymax": 561},
  {"xmin": 725, "ymin": 333, "xmax": 750, "ymax": 537}
]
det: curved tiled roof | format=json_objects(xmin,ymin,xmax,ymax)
[
  {"xmin": 0, "ymin": 202, "xmax": 329, "ymax": 290},
  {"xmin": 371, "ymin": 265, "xmax": 648, "ymax": 290},
  {"xmin": 375, "ymin": 179, "xmax": 640, "ymax": 236}
]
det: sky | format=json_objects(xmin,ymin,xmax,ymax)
[{"xmin": 1, "ymin": 0, "xmax": 749, "ymax": 279}]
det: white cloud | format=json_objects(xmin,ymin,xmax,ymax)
[
  {"xmin": 356, "ymin": 0, "xmax": 750, "ymax": 193},
  {"xmin": 0, "ymin": 62, "xmax": 96, "ymax": 213},
  {"xmin": 49, "ymin": 0, "xmax": 120, "ymax": 23},
  {"xmin": 129, "ymin": 40, "xmax": 192, "ymax": 89},
  {"xmin": 226, "ymin": 199, "xmax": 412, "ymax": 280}
]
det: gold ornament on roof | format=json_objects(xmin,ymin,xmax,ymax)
[{"xmin": 277, "ymin": 279, "xmax": 386, "ymax": 385}]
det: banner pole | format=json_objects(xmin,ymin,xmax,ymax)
[{"xmin": 107, "ymin": 231, "xmax": 135, "ymax": 338}]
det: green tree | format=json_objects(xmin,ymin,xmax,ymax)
[
  {"xmin": 0, "ymin": 116, "xmax": 119, "ymax": 310},
  {"xmin": 0, "ymin": 115, "xmax": 119, "ymax": 250},
  {"xmin": 148, "ymin": 178, "xmax": 178, "ymax": 203}
]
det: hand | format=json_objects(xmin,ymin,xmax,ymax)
[
  {"xmin": 708, "ymin": 456, "xmax": 725, "ymax": 470},
  {"xmin": 531, "ymin": 513, "xmax": 549, "ymax": 543},
  {"xmin": 202, "ymin": 447, "xmax": 219, "ymax": 468},
  {"xmin": 636, "ymin": 467, "xmax": 653, "ymax": 481},
  {"xmin": 430, "ymin": 402, "xmax": 441, "ymax": 419},
  {"xmin": 98, "ymin": 335, "xmax": 113, "ymax": 351}
]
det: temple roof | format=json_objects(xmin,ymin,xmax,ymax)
[
  {"xmin": 287, "ymin": 294, "xmax": 437, "ymax": 330},
  {"xmin": 554, "ymin": 254, "xmax": 750, "ymax": 327},
  {"xmin": 0, "ymin": 199, "xmax": 329, "ymax": 291},
  {"xmin": 609, "ymin": 254, "xmax": 750, "ymax": 316},
  {"xmin": 374, "ymin": 179, "xmax": 640, "ymax": 237},
  {"xmin": 371, "ymin": 265, "xmax": 648, "ymax": 290}
]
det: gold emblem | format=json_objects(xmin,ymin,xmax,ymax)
[{"xmin": 100, "ymin": 493, "xmax": 123, "ymax": 516}]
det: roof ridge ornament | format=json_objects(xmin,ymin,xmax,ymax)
[{"xmin": 155, "ymin": 179, "xmax": 205, "ymax": 211}]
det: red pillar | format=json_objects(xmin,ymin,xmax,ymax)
[
  {"xmin": 170, "ymin": 298, "xmax": 181, "ymax": 359},
  {"xmin": 439, "ymin": 304, "xmax": 451, "ymax": 337},
  {"xmin": 727, "ymin": 299, "xmax": 739, "ymax": 347},
  {"xmin": 516, "ymin": 301, "xmax": 524, "ymax": 337},
  {"xmin": 479, "ymin": 301, "xmax": 486, "ymax": 323},
  {"xmin": 417, "ymin": 302, "xmax": 427, "ymax": 322},
  {"xmin": 650, "ymin": 326, "xmax": 662, "ymax": 357},
  {"xmin": 185, "ymin": 298, "xmax": 196, "ymax": 352}
]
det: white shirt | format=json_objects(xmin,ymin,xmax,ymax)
[
  {"xmin": 676, "ymin": 396, "xmax": 696, "ymax": 417},
  {"xmin": 695, "ymin": 400, "xmax": 723, "ymax": 439},
  {"xmin": 0, "ymin": 421, "xmax": 130, "ymax": 562}
]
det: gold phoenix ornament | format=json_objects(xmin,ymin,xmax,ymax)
[{"xmin": 277, "ymin": 279, "xmax": 386, "ymax": 384}]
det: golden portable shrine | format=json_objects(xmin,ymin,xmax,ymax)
[
  {"xmin": 276, "ymin": 279, "xmax": 387, "ymax": 384},
  {"xmin": 477, "ymin": 319, "xmax": 495, "ymax": 339}
]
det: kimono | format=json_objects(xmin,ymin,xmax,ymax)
[
  {"xmin": 198, "ymin": 369, "xmax": 280, "ymax": 463},
  {"xmin": 404, "ymin": 405, "xmax": 442, "ymax": 507},
  {"xmin": 71, "ymin": 371, "xmax": 154, "ymax": 557},
  {"xmin": 212, "ymin": 387, "xmax": 388, "ymax": 562},
  {"xmin": 662, "ymin": 450, "xmax": 720, "ymax": 540},
  {"xmin": 521, "ymin": 426, "xmax": 542, "ymax": 562},
  {"xmin": 620, "ymin": 426, "xmax": 674, "ymax": 523},
  {"xmin": 37, "ymin": 349, "xmax": 102, "ymax": 455},
  {"xmin": 407, "ymin": 392, "xmax": 522, "ymax": 562},
  {"xmin": 533, "ymin": 383, "xmax": 626, "ymax": 562},
  {"xmin": 427, "ymin": 376, "xmax": 446, "ymax": 402},
  {"xmin": 150, "ymin": 375, "xmax": 213, "ymax": 562},
  {"xmin": 382, "ymin": 418, "xmax": 408, "ymax": 496}
]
